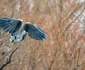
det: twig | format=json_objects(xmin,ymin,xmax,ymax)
[
  {"xmin": 63, "ymin": 0, "xmax": 85, "ymax": 26},
  {"xmin": 59, "ymin": 0, "xmax": 63, "ymax": 23},
  {"xmin": 0, "ymin": 47, "xmax": 18, "ymax": 70},
  {"xmin": 61, "ymin": 6, "xmax": 85, "ymax": 35}
]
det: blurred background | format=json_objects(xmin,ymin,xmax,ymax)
[{"xmin": 0, "ymin": 0, "xmax": 85, "ymax": 70}]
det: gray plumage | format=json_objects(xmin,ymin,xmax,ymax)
[{"xmin": 0, "ymin": 18, "xmax": 47, "ymax": 42}]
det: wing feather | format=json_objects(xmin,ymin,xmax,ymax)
[
  {"xmin": 0, "ymin": 18, "xmax": 22, "ymax": 34},
  {"xmin": 23, "ymin": 23, "xmax": 47, "ymax": 40}
]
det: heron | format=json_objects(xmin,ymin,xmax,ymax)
[{"xmin": 0, "ymin": 18, "xmax": 47, "ymax": 42}]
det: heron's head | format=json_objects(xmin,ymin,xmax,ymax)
[{"xmin": 21, "ymin": 30, "xmax": 27, "ymax": 40}]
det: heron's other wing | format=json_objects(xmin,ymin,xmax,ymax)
[
  {"xmin": 23, "ymin": 23, "xmax": 47, "ymax": 40},
  {"xmin": 0, "ymin": 18, "xmax": 22, "ymax": 34}
]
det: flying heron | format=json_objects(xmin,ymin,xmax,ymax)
[{"xmin": 0, "ymin": 18, "xmax": 47, "ymax": 42}]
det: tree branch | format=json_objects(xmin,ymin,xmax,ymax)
[{"xmin": 0, "ymin": 47, "xmax": 18, "ymax": 70}]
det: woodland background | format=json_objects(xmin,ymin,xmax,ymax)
[{"xmin": 0, "ymin": 0, "xmax": 85, "ymax": 70}]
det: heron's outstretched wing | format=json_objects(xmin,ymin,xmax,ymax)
[
  {"xmin": 24, "ymin": 23, "xmax": 47, "ymax": 40},
  {"xmin": 0, "ymin": 18, "xmax": 22, "ymax": 34}
]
